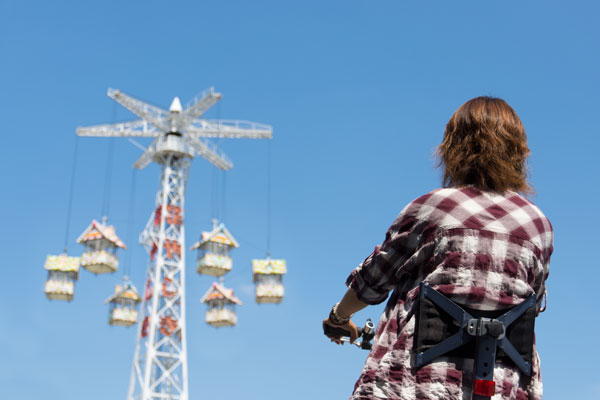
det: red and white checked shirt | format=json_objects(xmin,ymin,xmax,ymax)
[{"xmin": 346, "ymin": 187, "xmax": 553, "ymax": 400}]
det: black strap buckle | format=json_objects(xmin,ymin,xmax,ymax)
[{"xmin": 467, "ymin": 318, "xmax": 505, "ymax": 339}]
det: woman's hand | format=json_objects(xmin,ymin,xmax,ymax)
[
  {"xmin": 323, "ymin": 289, "xmax": 368, "ymax": 345},
  {"xmin": 323, "ymin": 317, "xmax": 359, "ymax": 345}
]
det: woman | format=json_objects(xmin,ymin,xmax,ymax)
[{"xmin": 323, "ymin": 97, "xmax": 553, "ymax": 400}]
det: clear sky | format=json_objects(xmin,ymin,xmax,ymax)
[{"xmin": 1, "ymin": 1, "xmax": 598, "ymax": 399}]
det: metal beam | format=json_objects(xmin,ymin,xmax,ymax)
[
  {"xmin": 181, "ymin": 87, "xmax": 222, "ymax": 124},
  {"xmin": 187, "ymin": 119, "xmax": 272, "ymax": 139},
  {"xmin": 108, "ymin": 88, "xmax": 169, "ymax": 132},
  {"xmin": 77, "ymin": 120, "xmax": 162, "ymax": 137},
  {"xmin": 185, "ymin": 137, "xmax": 233, "ymax": 170}
]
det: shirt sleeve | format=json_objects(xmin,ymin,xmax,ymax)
[
  {"xmin": 534, "ymin": 230, "xmax": 553, "ymax": 315},
  {"xmin": 346, "ymin": 209, "xmax": 428, "ymax": 305}
]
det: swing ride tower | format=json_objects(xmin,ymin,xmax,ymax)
[{"xmin": 77, "ymin": 88, "xmax": 272, "ymax": 400}]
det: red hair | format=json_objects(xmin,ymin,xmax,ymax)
[{"xmin": 436, "ymin": 96, "xmax": 533, "ymax": 195}]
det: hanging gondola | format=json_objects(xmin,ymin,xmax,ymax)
[
  {"xmin": 77, "ymin": 219, "xmax": 126, "ymax": 274},
  {"xmin": 45, "ymin": 137, "xmax": 80, "ymax": 301},
  {"xmin": 105, "ymin": 278, "xmax": 141, "ymax": 327},
  {"xmin": 44, "ymin": 254, "xmax": 80, "ymax": 301},
  {"xmin": 191, "ymin": 220, "xmax": 239, "ymax": 277},
  {"xmin": 252, "ymin": 257, "xmax": 286, "ymax": 304},
  {"xmin": 200, "ymin": 282, "xmax": 242, "ymax": 327},
  {"xmin": 251, "ymin": 140, "xmax": 287, "ymax": 304}
]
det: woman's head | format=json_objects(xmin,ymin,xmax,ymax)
[{"xmin": 437, "ymin": 96, "xmax": 532, "ymax": 195}]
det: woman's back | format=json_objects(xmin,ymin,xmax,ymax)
[{"xmin": 347, "ymin": 187, "xmax": 552, "ymax": 400}]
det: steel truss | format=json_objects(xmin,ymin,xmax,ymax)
[{"xmin": 129, "ymin": 155, "xmax": 190, "ymax": 400}]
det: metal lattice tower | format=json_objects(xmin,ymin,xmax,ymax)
[{"xmin": 77, "ymin": 88, "xmax": 272, "ymax": 400}]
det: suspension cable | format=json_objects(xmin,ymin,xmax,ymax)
[
  {"xmin": 221, "ymin": 169, "xmax": 227, "ymax": 223},
  {"xmin": 266, "ymin": 139, "xmax": 272, "ymax": 258},
  {"xmin": 210, "ymin": 101, "xmax": 224, "ymax": 222},
  {"xmin": 218, "ymin": 102, "xmax": 226, "ymax": 223},
  {"xmin": 100, "ymin": 102, "xmax": 117, "ymax": 221},
  {"xmin": 211, "ymin": 162, "xmax": 219, "ymax": 221},
  {"xmin": 124, "ymin": 169, "xmax": 137, "ymax": 279},
  {"xmin": 63, "ymin": 136, "xmax": 80, "ymax": 253}
]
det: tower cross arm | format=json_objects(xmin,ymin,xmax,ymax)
[
  {"xmin": 132, "ymin": 139, "xmax": 158, "ymax": 170},
  {"xmin": 76, "ymin": 120, "xmax": 162, "ymax": 137},
  {"xmin": 186, "ymin": 119, "xmax": 272, "ymax": 139},
  {"xmin": 108, "ymin": 88, "xmax": 169, "ymax": 132},
  {"xmin": 181, "ymin": 87, "xmax": 222, "ymax": 126},
  {"xmin": 185, "ymin": 136, "xmax": 233, "ymax": 170}
]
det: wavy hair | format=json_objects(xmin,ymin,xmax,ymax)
[{"xmin": 436, "ymin": 96, "xmax": 533, "ymax": 195}]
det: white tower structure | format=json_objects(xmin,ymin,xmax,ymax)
[{"xmin": 77, "ymin": 88, "xmax": 272, "ymax": 400}]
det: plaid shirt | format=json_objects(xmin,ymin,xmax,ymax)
[{"xmin": 346, "ymin": 187, "xmax": 553, "ymax": 400}]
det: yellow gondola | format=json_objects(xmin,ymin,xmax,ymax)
[
  {"xmin": 44, "ymin": 254, "xmax": 80, "ymax": 301},
  {"xmin": 252, "ymin": 258, "xmax": 286, "ymax": 304}
]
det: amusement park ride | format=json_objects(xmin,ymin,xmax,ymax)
[{"xmin": 43, "ymin": 87, "xmax": 287, "ymax": 400}]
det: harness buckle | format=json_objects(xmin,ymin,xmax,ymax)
[{"xmin": 467, "ymin": 318, "xmax": 506, "ymax": 339}]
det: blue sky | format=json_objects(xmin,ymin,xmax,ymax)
[{"xmin": 1, "ymin": 1, "xmax": 598, "ymax": 399}]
